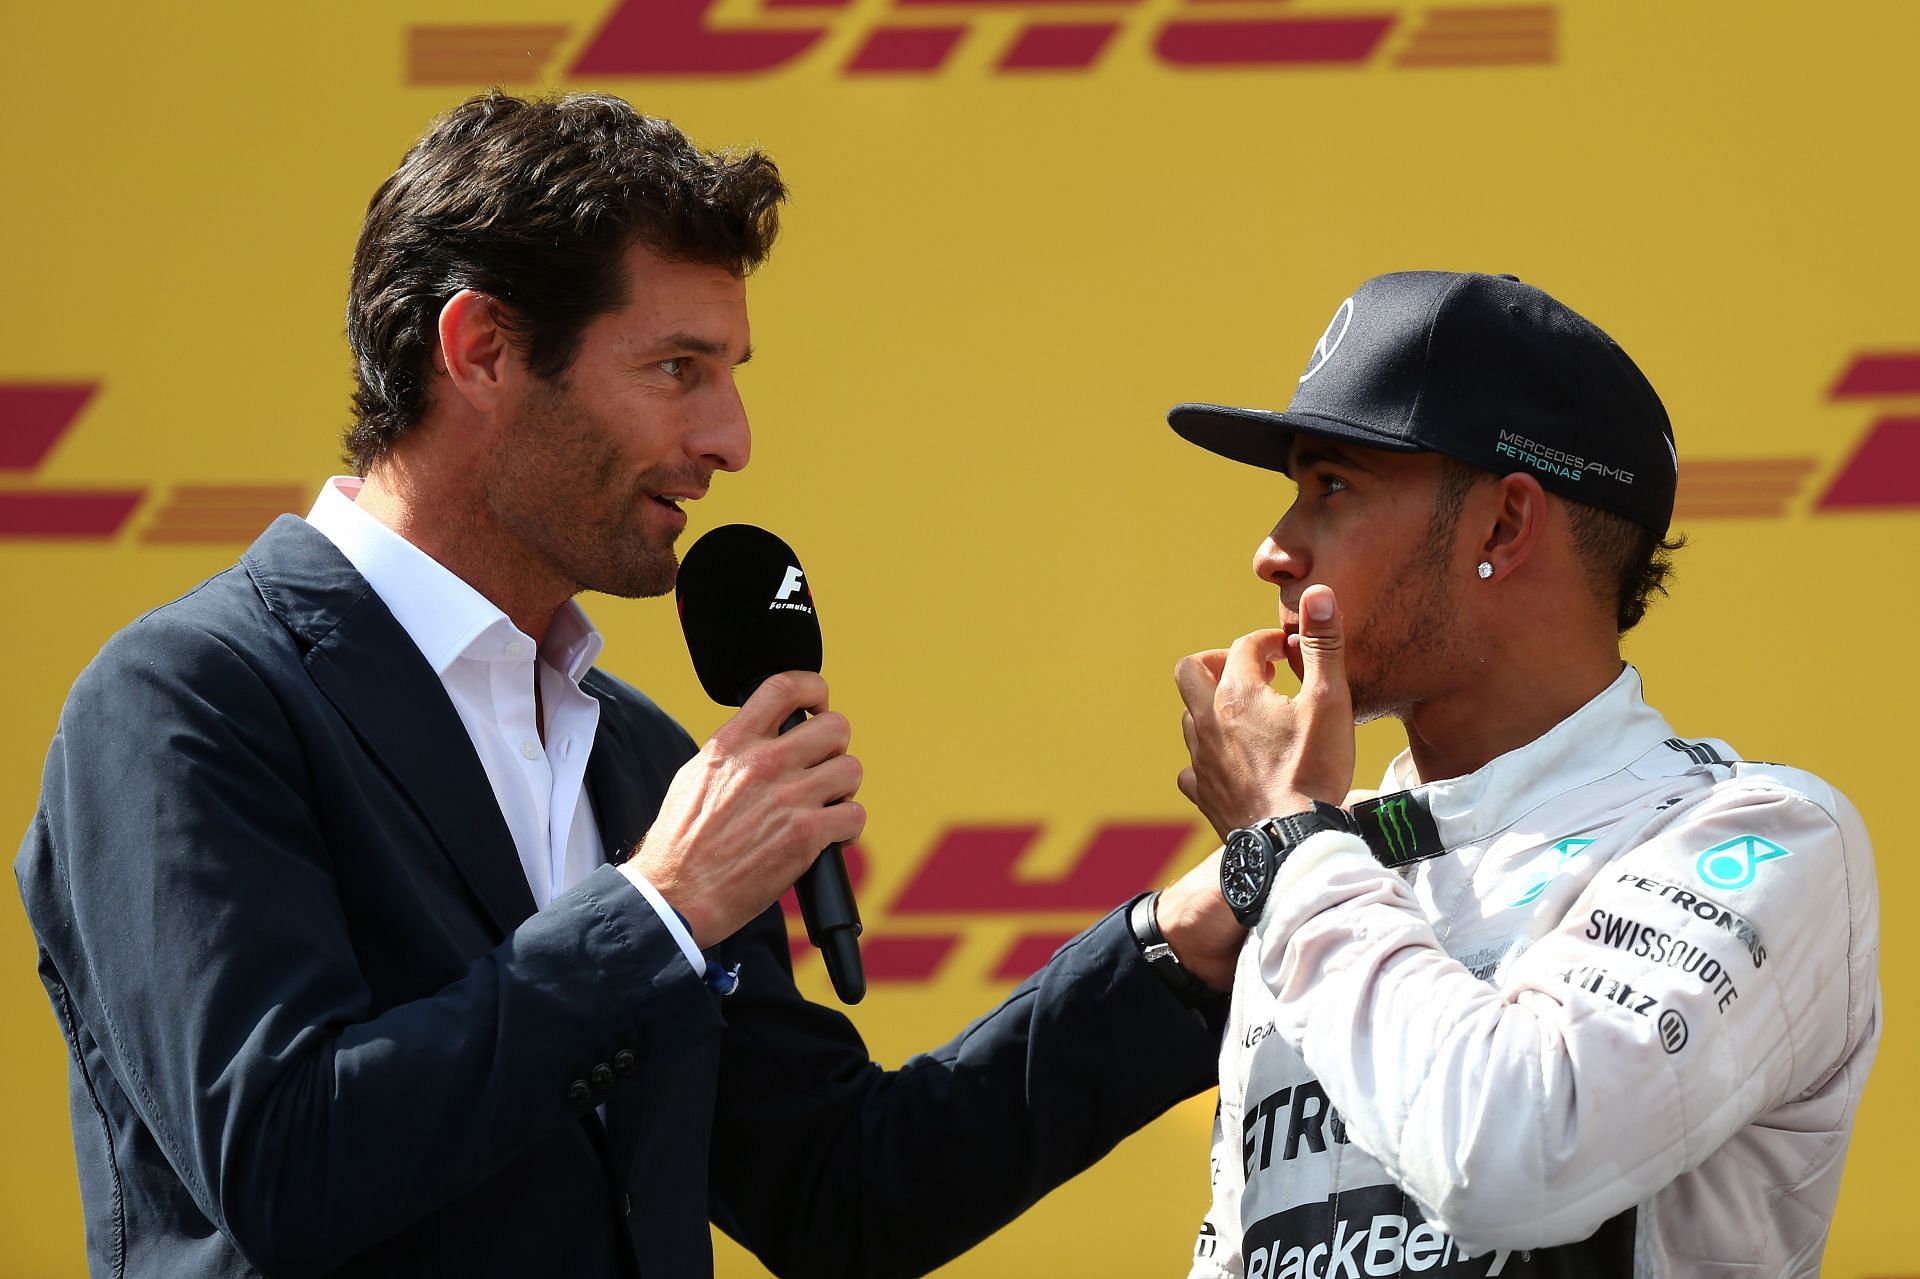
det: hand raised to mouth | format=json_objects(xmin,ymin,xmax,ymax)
[{"xmin": 1174, "ymin": 583, "xmax": 1357, "ymax": 843}]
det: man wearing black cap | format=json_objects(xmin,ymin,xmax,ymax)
[{"xmin": 1157, "ymin": 272, "xmax": 1881, "ymax": 1276}]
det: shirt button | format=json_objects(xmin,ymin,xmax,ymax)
[
  {"xmin": 520, "ymin": 740, "xmax": 540, "ymax": 760},
  {"xmin": 505, "ymin": 640, "xmax": 532, "ymax": 660},
  {"xmin": 566, "ymin": 1080, "xmax": 591, "ymax": 1107}
]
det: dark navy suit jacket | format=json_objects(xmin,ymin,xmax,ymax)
[{"xmin": 16, "ymin": 517, "xmax": 1221, "ymax": 1278}]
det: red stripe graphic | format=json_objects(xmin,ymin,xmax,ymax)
[
  {"xmin": 573, "ymin": 0, "xmax": 832, "ymax": 76},
  {"xmin": 1672, "ymin": 459, "xmax": 1816, "ymax": 520},
  {"xmin": 865, "ymin": 934, "xmax": 961, "ymax": 981},
  {"xmin": 140, "ymin": 484, "xmax": 307, "ymax": 545},
  {"xmin": 1156, "ymin": 16, "xmax": 1394, "ymax": 67},
  {"xmin": 896, "ymin": 0, "xmax": 1131, "ymax": 5},
  {"xmin": 1817, "ymin": 417, "xmax": 1920, "ymax": 510},
  {"xmin": 846, "ymin": 24, "xmax": 967, "ymax": 72},
  {"xmin": 1829, "ymin": 353, "xmax": 1920, "ymax": 400},
  {"xmin": 1, "ymin": 382, "xmax": 98, "ymax": 472},
  {"xmin": 1000, "ymin": 22, "xmax": 1121, "ymax": 70},
  {"xmin": 891, "ymin": 822, "xmax": 1192, "ymax": 914},
  {"xmin": 0, "ymin": 491, "xmax": 144, "ymax": 540},
  {"xmin": 993, "ymin": 932, "xmax": 1077, "ymax": 982},
  {"xmin": 779, "ymin": 847, "xmax": 869, "ymax": 923},
  {"xmin": 1397, "ymin": 6, "xmax": 1554, "ymax": 68},
  {"xmin": 816, "ymin": 934, "xmax": 959, "ymax": 982},
  {"xmin": 407, "ymin": 25, "xmax": 568, "ymax": 85}
]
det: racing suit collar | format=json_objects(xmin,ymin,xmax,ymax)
[{"xmin": 1378, "ymin": 665, "xmax": 1675, "ymax": 854}]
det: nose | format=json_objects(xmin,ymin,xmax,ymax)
[
  {"xmin": 1252, "ymin": 511, "xmax": 1306, "ymax": 587},
  {"xmin": 690, "ymin": 374, "xmax": 751, "ymax": 473}
]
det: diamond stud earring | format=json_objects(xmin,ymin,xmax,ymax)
[{"xmin": 1477, "ymin": 561, "xmax": 1494, "ymax": 580}]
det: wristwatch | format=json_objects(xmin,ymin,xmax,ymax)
[{"xmin": 1219, "ymin": 801, "xmax": 1357, "ymax": 926}]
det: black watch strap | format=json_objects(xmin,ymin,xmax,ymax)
[
  {"xmin": 1220, "ymin": 801, "xmax": 1361, "ymax": 928},
  {"xmin": 1271, "ymin": 800, "xmax": 1358, "ymax": 852},
  {"xmin": 1127, "ymin": 892, "xmax": 1218, "ymax": 1007}
]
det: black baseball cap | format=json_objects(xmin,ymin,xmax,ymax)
[{"xmin": 1168, "ymin": 272, "xmax": 1678, "ymax": 534}]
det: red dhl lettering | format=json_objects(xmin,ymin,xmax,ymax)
[
  {"xmin": 407, "ymin": 1, "xmax": 1564, "ymax": 85},
  {"xmin": 781, "ymin": 821, "xmax": 1198, "ymax": 983},
  {"xmin": 4, "ymin": 354, "xmax": 1916, "ymax": 537},
  {"xmin": 0, "ymin": 381, "xmax": 305, "ymax": 544}
]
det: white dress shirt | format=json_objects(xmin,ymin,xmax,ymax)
[{"xmin": 305, "ymin": 477, "xmax": 702, "ymax": 975}]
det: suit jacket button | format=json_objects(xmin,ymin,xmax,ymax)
[
  {"xmin": 613, "ymin": 1049, "xmax": 637, "ymax": 1078},
  {"xmin": 591, "ymin": 1063, "xmax": 615, "ymax": 1090},
  {"xmin": 567, "ymin": 1080, "xmax": 592, "ymax": 1107}
]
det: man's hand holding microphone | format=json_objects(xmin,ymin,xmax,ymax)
[{"xmin": 629, "ymin": 671, "xmax": 863, "ymax": 950}]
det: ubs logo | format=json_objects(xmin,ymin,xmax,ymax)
[{"xmin": 1299, "ymin": 297, "xmax": 1353, "ymax": 384}]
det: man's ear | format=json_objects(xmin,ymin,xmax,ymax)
[
  {"xmin": 1475, "ymin": 471, "xmax": 1547, "ymax": 582},
  {"xmin": 434, "ymin": 289, "xmax": 519, "ymax": 414}
]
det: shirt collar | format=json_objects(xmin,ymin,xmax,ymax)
[
  {"xmin": 304, "ymin": 477, "xmax": 602, "ymax": 683},
  {"xmin": 543, "ymin": 597, "xmax": 605, "ymax": 683},
  {"xmin": 1373, "ymin": 664, "xmax": 1675, "ymax": 853}
]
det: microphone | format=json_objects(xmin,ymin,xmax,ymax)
[{"xmin": 676, "ymin": 524, "xmax": 865, "ymax": 1005}]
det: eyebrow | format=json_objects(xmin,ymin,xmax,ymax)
[
  {"xmin": 658, "ymin": 332, "xmax": 753, "ymax": 365},
  {"xmin": 1290, "ymin": 444, "xmax": 1377, "ymax": 475}
]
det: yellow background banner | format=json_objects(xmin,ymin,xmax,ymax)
[{"xmin": 4, "ymin": 2, "xmax": 1916, "ymax": 1274}]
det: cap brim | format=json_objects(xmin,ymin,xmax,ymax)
[{"xmin": 1167, "ymin": 403, "xmax": 1423, "ymax": 474}]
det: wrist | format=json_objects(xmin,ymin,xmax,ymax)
[
  {"xmin": 1219, "ymin": 801, "xmax": 1357, "ymax": 927},
  {"xmin": 1149, "ymin": 877, "xmax": 1240, "ymax": 993},
  {"xmin": 1128, "ymin": 891, "xmax": 1225, "ymax": 1003}
]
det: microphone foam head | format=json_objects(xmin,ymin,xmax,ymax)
[{"xmin": 676, "ymin": 524, "xmax": 824, "ymax": 706}]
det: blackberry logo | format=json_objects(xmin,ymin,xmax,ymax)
[{"xmin": 1243, "ymin": 1185, "xmax": 1518, "ymax": 1277}]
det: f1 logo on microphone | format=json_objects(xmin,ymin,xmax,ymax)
[{"xmin": 768, "ymin": 564, "xmax": 815, "ymax": 614}]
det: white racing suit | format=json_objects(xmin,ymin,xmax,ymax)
[{"xmin": 1192, "ymin": 667, "xmax": 1880, "ymax": 1278}]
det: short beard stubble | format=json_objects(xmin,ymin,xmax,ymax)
[
  {"xmin": 1344, "ymin": 480, "xmax": 1476, "ymax": 723},
  {"xmin": 487, "ymin": 374, "xmax": 696, "ymax": 601}
]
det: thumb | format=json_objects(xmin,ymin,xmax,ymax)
[{"xmin": 1296, "ymin": 584, "xmax": 1350, "ymax": 710}]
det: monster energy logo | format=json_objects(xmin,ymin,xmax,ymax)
[
  {"xmin": 1374, "ymin": 797, "xmax": 1416, "ymax": 860},
  {"xmin": 1354, "ymin": 790, "xmax": 1444, "ymax": 868}
]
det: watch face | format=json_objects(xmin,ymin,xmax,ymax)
[{"xmin": 1220, "ymin": 828, "xmax": 1271, "ymax": 914}]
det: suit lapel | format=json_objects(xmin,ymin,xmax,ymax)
[
  {"xmin": 580, "ymin": 691, "xmax": 671, "ymax": 1181},
  {"xmin": 244, "ymin": 516, "xmax": 536, "ymax": 939},
  {"xmin": 581, "ymin": 692, "xmax": 655, "ymax": 864},
  {"xmin": 246, "ymin": 517, "xmax": 706, "ymax": 1196}
]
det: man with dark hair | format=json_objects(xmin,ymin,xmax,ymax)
[
  {"xmin": 1157, "ymin": 272, "xmax": 1880, "ymax": 1276},
  {"xmin": 16, "ymin": 91, "xmax": 1229, "ymax": 1277}
]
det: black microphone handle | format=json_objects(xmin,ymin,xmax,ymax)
[{"xmin": 775, "ymin": 708, "xmax": 866, "ymax": 1006}]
